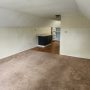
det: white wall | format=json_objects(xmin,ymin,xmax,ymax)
[
  {"xmin": 0, "ymin": 28, "xmax": 37, "ymax": 59},
  {"xmin": 35, "ymin": 20, "xmax": 61, "ymax": 35},
  {"xmin": 0, "ymin": 8, "xmax": 59, "ymax": 59},
  {"xmin": 36, "ymin": 27, "xmax": 51, "ymax": 35},
  {"xmin": 60, "ymin": 13, "xmax": 90, "ymax": 59}
]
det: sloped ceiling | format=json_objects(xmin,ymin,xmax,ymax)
[
  {"xmin": 0, "ymin": 0, "xmax": 89, "ymax": 19},
  {"xmin": 75, "ymin": 0, "xmax": 90, "ymax": 19},
  {"xmin": 0, "ymin": 0, "xmax": 78, "ymax": 18}
]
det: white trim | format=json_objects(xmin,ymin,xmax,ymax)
[{"xmin": 37, "ymin": 44, "xmax": 51, "ymax": 48}]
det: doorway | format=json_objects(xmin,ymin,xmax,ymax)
[
  {"xmin": 51, "ymin": 27, "xmax": 60, "ymax": 54},
  {"xmin": 31, "ymin": 27, "xmax": 60, "ymax": 54}
]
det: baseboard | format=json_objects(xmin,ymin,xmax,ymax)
[{"xmin": 37, "ymin": 44, "xmax": 51, "ymax": 48}]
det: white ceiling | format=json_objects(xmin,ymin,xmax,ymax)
[
  {"xmin": 0, "ymin": 0, "xmax": 89, "ymax": 19},
  {"xmin": 75, "ymin": 0, "xmax": 90, "ymax": 19}
]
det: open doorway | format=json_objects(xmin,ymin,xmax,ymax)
[
  {"xmin": 31, "ymin": 27, "xmax": 60, "ymax": 54},
  {"xmin": 51, "ymin": 27, "xmax": 60, "ymax": 41},
  {"xmin": 51, "ymin": 27, "xmax": 60, "ymax": 54},
  {"xmin": 31, "ymin": 18, "xmax": 61, "ymax": 54}
]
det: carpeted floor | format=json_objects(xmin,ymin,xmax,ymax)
[{"xmin": 0, "ymin": 50, "xmax": 90, "ymax": 90}]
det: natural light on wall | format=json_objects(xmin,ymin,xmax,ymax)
[{"xmin": 51, "ymin": 20, "xmax": 61, "ymax": 27}]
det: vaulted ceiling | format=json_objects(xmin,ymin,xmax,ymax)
[
  {"xmin": 0, "ymin": 0, "xmax": 89, "ymax": 19},
  {"xmin": 75, "ymin": 0, "xmax": 90, "ymax": 19}
]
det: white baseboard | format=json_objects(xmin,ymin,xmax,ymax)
[
  {"xmin": 37, "ymin": 44, "xmax": 51, "ymax": 48},
  {"xmin": 37, "ymin": 45, "xmax": 46, "ymax": 48}
]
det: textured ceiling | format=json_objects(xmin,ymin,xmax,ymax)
[{"xmin": 0, "ymin": 0, "xmax": 89, "ymax": 19}]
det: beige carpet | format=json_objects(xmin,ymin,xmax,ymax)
[{"xmin": 0, "ymin": 50, "xmax": 90, "ymax": 90}]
